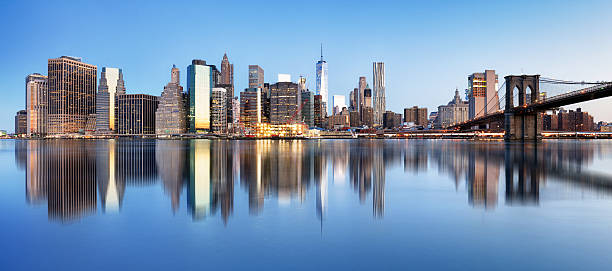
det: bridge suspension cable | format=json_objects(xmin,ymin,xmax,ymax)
[
  {"xmin": 472, "ymin": 81, "xmax": 506, "ymax": 118},
  {"xmin": 540, "ymin": 77, "xmax": 609, "ymax": 85}
]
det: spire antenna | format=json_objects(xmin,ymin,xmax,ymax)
[{"xmin": 320, "ymin": 43, "xmax": 323, "ymax": 61}]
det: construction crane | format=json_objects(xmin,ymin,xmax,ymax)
[{"xmin": 288, "ymin": 98, "xmax": 308, "ymax": 125}]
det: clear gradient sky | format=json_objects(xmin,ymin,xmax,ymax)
[{"xmin": 1, "ymin": 0, "xmax": 612, "ymax": 132}]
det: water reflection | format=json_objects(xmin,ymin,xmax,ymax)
[{"xmin": 14, "ymin": 139, "xmax": 612, "ymax": 224}]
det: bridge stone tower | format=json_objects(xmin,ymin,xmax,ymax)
[{"xmin": 504, "ymin": 75, "xmax": 542, "ymax": 140}]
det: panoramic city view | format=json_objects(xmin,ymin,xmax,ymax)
[{"xmin": 2, "ymin": 0, "xmax": 612, "ymax": 270}]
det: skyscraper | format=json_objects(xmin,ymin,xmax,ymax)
[
  {"xmin": 349, "ymin": 89, "xmax": 356, "ymax": 111},
  {"xmin": 363, "ymin": 85, "xmax": 372, "ymax": 108},
  {"xmin": 211, "ymin": 87, "xmax": 227, "ymax": 133},
  {"xmin": 220, "ymin": 54, "xmax": 234, "ymax": 125},
  {"xmin": 25, "ymin": 73, "xmax": 48, "ymax": 136},
  {"xmin": 47, "ymin": 56, "xmax": 97, "ymax": 134},
  {"xmin": 96, "ymin": 67, "xmax": 126, "ymax": 134},
  {"xmin": 116, "ymin": 94, "xmax": 158, "ymax": 134},
  {"xmin": 372, "ymin": 62, "xmax": 385, "ymax": 127},
  {"xmin": 316, "ymin": 45, "xmax": 328, "ymax": 113},
  {"xmin": 468, "ymin": 70, "xmax": 499, "ymax": 119},
  {"xmin": 313, "ymin": 94, "xmax": 324, "ymax": 128},
  {"xmin": 358, "ymin": 76, "xmax": 367, "ymax": 111},
  {"xmin": 156, "ymin": 65, "xmax": 187, "ymax": 134},
  {"xmin": 231, "ymin": 97, "xmax": 240, "ymax": 124},
  {"xmin": 298, "ymin": 76, "xmax": 307, "ymax": 92},
  {"xmin": 187, "ymin": 59, "xmax": 218, "ymax": 133},
  {"xmin": 301, "ymin": 90, "xmax": 314, "ymax": 127},
  {"xmin": 240, "ymin": 88, "xmax": 264, "ymax": 129},
  {"xmin": 220, "ymin": 54, "xmax": 234, "ymax": 91},
  {"xmin": 270, "ymin": 82, "xmax": 300, "ymax": 125},
  {"xmin": 248, "ymin": 65, "xmax": 264, "ymax": 89}
]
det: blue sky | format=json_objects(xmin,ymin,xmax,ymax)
[{"xmin": 1, "ymin": 0, "xmax": 612, "ymax": 131}]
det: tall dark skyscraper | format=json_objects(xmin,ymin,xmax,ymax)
[
  {"xmin": 270, "ymin": 82, "xmax": 300, "ymax": 125},
  {"xmin": 301, "ymin": 90, "xmax": 314, "ymax": 127},
  {"xmin": 15, "ymin": 110, "xmax": 27, "ymax": 134},
  {"xmin": 220, "ymin": 54, "xmax": 234, "ymax": 90},
  {"xmin": 240, "ymin": 88, "xmax": 265, "ymax": 131},
  {"xmin": 358, "ymin": 76, "xmax": 367, "ymax": 111},
  {"xmin": 116, "ymin": 94, "xmax": 159, "ymax": 134},
  {"xmin": 47, "ymin": 56, "xmax": 97, "ymax": 134},
  {"xmin": 220, "ymin": 54, "xmax": 235, "ymax": 125},
  {"xmin": 313, "ymin": 94, "xmax": 324, "ymax": 128},
  {"xmin": 248, "ymin": 65, "xmax": 264, "ymax": 89}
]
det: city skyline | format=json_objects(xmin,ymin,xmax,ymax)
[{"xmin": 3, "ymin": 1, "xmax": 612, "ymax": 131}]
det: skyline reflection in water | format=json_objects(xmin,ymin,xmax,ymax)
[{"xmin": 12, "ymin": 139, "xmax": 612, "ymax": 224}]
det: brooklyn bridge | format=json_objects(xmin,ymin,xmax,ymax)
[{"xmin": 449, "ymin": 75, "xmax": 612, "ymax": 140}]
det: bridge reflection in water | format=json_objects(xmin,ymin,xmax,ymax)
[{"xmin": 14, "ymin": 139, "xmax": 612, "ymax": 224}]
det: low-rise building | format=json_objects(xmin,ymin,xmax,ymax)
[
  {"xmin": 437, "ymin": 89, "xmax": 469, "ymax": 128},
  {"xmin": 404, "ymin": 106, "xmax": 428, "ymax": 126},
  {"xmin": 383, "ymin": 111, "xmax": 402, "ymax": 129},
  {"xmin": 15, "ymin": 110, "xmax": 27, "ymax": 135}
]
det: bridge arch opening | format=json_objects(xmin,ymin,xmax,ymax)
[
  {"xmin": 525, "ymin": 86, "xmax": 533, "ymax": 105},
  {"xmin": 512, "ymin": 86, "xmax": 520, "ymax": 109}
]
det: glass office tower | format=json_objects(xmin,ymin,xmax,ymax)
[
  {"xmin": 188, "ymin": 59, "xmax": 218, "ymax": 133},
  {"xmin": 315, "ymin": 46, "xmax": 328, "ymax": 114}
]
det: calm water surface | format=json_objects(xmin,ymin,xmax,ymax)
[{"xmin": 2, "ymin": 139, "xmax": 612, "ymax": 270}]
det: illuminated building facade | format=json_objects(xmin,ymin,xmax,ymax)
[
  {"xmin": 188, "ymin": 59, "xmax": 219, "ymax": 133},
  {"xmin": 47, "ymin": 56, "xmax": 97, "ymax": 134},
  {"xmin": 230, "ymin": 97, "xmax": 240, "ymax": 130},
  {"xmin": 270, "ymin": 82, "xmax": 300, "ymax": 125},
  {"xmin": 211, "ymin": 87, "xmax": 227, "ymax": 133},
  {"xmin": 468, "ymin": 70, "xmax": 499, "ymax": 119},
  {"xmin": 26, "ymin": 73, "xmax": 48, "ymax": 136},
  {"xmin": 240, "ymin": 88, "xmax": 264, "ymax": 131},
  {"xmin": 255, "ymin": 123, "xmax": 307, "ymax": 137}
]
